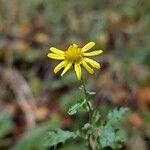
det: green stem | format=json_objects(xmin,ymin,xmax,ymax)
[
  {"xmin": 81, "ymin": 78, "xmax": 92, "ymax": 122},
  {"xmin": 81, "ymin": 77, "xmax": 93, "ymax": 150}
]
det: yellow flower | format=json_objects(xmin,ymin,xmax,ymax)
[{"xmin": 47, "ymin": 42, "xmax": 103, "ymax": 80}]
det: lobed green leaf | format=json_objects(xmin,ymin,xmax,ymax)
[
  {"xmin": 107, "ymin": 108, "xmax": 129, "ymax": 128},
  {"xmin": 99, "ymin": 124, "xmax": 126, "ymax": 149},
  {"xmin": 44, "ymin": 129, "xmax": 77, "ymax": 147},
  {"xmin": 98, "ymin": 108, "xmax": 129, "ymax": 149}
]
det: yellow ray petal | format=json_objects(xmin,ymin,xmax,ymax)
[
  {"xmin": 74, "ymin": 63, "xmax": 82, "ymax": 80},
  {"xmin": 54, "ymin": 61, "xmax": 67, "ymax": 74},
  {"xmin": 82, "ymin": 61, "xmax": 94, "ymax": 74},
  {"xmin": 84, "ymin": 58, "xmax": 100, "ymax": 69},
  {"xmin": 73, "ymin": 43, "xmax": 78, "ymax": 47},
  {"xmin": 83, "ymin": 50, "xmax": 103, "ymax": 56},
  {"xmin": 82, "ymin": 42, "xmax": 95, "ymax": 52},
  {"xmin": 47, "ymin": 53, "xmax": 65, "ymax": 60},
  {"xmin": 50, "ymin": 47, "xmax": 65, "ymax": 55},
  {"xmin": 61, "ymin": 62, "xmax": 73, "ymax": 76}
]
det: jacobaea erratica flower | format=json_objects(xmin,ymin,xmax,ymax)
[{"xmin": 47, "ymin": 42, "xmax": 103, "ymax": 80}]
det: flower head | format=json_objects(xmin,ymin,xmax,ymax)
[{"xmin": 48, "ymin": 42, "xmax": 103, "ymax": 80}]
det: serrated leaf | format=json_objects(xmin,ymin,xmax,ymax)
[
  {"xmin": 68, "ymin": 99, "xmax": 86, "ymax": 115},
  {"xmin": 99, "ymin": 124, "xmax": 126, "ymax": 149},
  {"xmin": 68, "ymin": 104, "xmax": 81, "ymax": 115},
  {"xmin": 44, "ymin": 129, "xmax": 77, "ymax": 147},
  {"xmin": 107, "ymin": 108, "xmax": 129, "ymax": 127}
]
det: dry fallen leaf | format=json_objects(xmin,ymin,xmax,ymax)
[
  {"xmin": 35, "ymin": 106, "xmax": 49, "ymax": 121},
  {"xmin": 128, "ymin": 113, "xmax": 144, "ymax": 127},
  {"xmin": 137, "ymin": 86, "xmax": 150, "ymax": 109}
]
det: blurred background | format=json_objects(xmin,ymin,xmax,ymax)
[{"xmin": 0, "ymin": 0, "xmax": 150, "ymax": 150}]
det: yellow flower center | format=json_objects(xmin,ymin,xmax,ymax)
[{"xmin": 65, "ymin": 45, "xmax": 83, "ymax": 62}]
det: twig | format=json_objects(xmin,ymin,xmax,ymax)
[{"xmin": 0, "ymin": 66, "xmax": 36, "ymax": 128}]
